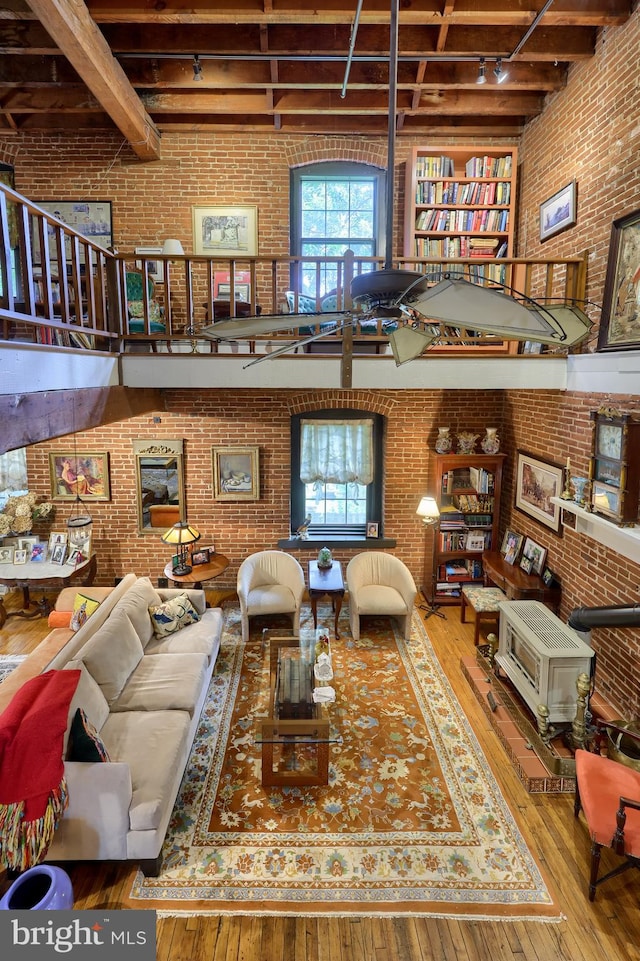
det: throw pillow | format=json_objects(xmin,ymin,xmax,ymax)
[
  {"xmin": 149, "ymin": 592, "xmax": 201, "ymax": 637},
  {"xmin": 70, "ymin": 593, "xmax": 101, "ymax": 631},
  {"xmin": 47, "ymin": 610, "xmax": 73, "ymax": 629},
  {"xmin": 67, "ymin": 708, "xmax": 110, "ymax": 762}
]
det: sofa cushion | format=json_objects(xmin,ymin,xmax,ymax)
[
  {"xmin": 109, "ymin": 652, "xmax": 208, "ymax": 715},
  {"xmin": 100, "ymin": 710, "xmax": 191, "ymax": 832},
  {"xmin": 149, "ymin": 592, "xmax": 201, "ymax": 637},
  {"xmin": 68, "ymin": 708, "xmax": 111, "ymax": 762},
  {"xmin": 77, "ymin": 608, "xmax": 144, "ymax": 704},
  {"xmin": 116, "ymin": 577, "xmax": 163, "ymax": 647},
  {"xmin": 145, "ymin": 608, "xmax": 223, "ymax": 664},
  {"xmin": 48, "ymin": 610, "xmax": 73, "ymax": 629},
  {"xmin": 70, "ymin": 592, "xmax": 101, "ymax": 631},
  {"xmin": 353, "ymin": 584, "xmax": 410, "ymax": 616},
  {"xmin": 64, "ymin": 659, "xmax": 110, "ymax": 733}
]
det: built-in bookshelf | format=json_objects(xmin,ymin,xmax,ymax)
[
  {"xmin": 404, "ymin": 145, "xmax": 518, "ymax": 287},
  {"xmin": 426, "ymin": 452, "xmax": 506, "ymax": 605}
]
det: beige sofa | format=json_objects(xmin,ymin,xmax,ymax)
[{"xmin": 41, "ymin": 573, "xmax": 223, "ymax": 876}]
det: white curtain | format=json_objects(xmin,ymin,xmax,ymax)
[
  {"xmin": 300, "ymin": 419, "xmax": 373, "ymax": 485},
  {"xmin": 0, "ymin": 447, "xmax": 27, "ymax": 495}
]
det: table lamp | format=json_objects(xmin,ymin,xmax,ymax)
[{"xmin": 161, "ymin": 521, "xmax": 200, "ymax": 576}]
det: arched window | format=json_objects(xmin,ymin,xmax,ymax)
[
  {"xmin": 290, "ymin": 161, "xmax": 385, "ymax": 296},
  {"xmin": 290, "ymin": 408, "xmax": 384, "ymax": 538}
]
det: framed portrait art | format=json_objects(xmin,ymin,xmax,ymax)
[
  {"xmin": 49, "ymin": 452, "xmax": 110, "ymax": 501},
  {"xmin": 500, "ymin": 529, "xmax": 524, "ymax": 566},
  {"xmin": 598, "ymin": 208, "xmax": 640, "ymax": 351},
  {"xmin": 212, "ymin": 446, "xmax": 260, "ymax": 501},
  {"xmin": 539, "ymin": 180, "xmax": 577, "ymax": 242},
  {"xmin": 514, "ymin": 450, "xmax": 563, "ymax": 534},
  {"xmin": 192, "ymin": 205, "xmax": 258, "ymax": 258}
]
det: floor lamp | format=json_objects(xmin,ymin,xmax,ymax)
[{"xmin": 416, "ymin": 495, "xmax": 445, "ymax": 619}]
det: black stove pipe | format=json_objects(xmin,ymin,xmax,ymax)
[{"xmin": 567, "ymin": 604, "xmax": 640, "ymax": 634}]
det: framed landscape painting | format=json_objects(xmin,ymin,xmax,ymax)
[
  {"xmin": 539, "ymin": 180, "xmax": 577, "ymax": 242},
  {"xmin": 514, "ymin": 450, "xmax": 563, "ymax": 534}
]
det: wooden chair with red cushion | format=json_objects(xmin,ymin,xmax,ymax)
[{"xmin": 574, "ymin": 742, "xmax": 640, "ymax": 900}]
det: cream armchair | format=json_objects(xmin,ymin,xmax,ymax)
[
  {"xmin": 346, "ymin": 552, "xmax": 417, "ymax": 641},
  {"xmin": 237, "ymin": 550, "xmax": 305, "ymax": 643}
]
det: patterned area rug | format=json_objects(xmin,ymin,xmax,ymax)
[
  {"xmin": 0, "ymin": 653, "xmax": 26, "ymax": 684},
  {"xmin": 129, "ymin": 606, "xmax": 559, "ymax": 918}
]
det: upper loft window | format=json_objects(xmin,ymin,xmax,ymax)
[{"xmin": 290, "ymin": 161, "xmax": 385, "ymax": 296}]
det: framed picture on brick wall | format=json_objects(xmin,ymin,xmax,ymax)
[
  {"xmin": 514, "ymin": 450, "xmax": 563, "ymax": 534},
  {"xmin": 598, "ymin": 208, "xmax": 640, "ymax": 351}
]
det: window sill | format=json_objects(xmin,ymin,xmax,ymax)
[{"xmin": 277, "ymin": 536, "xmax": 397, "ymax": 551}]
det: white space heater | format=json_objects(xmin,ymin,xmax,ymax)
[{"xmin": 496, "ymin": 600, "xmax": 595, "ymax": 723}]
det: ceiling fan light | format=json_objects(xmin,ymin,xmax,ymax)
[{"xmin": 388, "ymin": 325, "xmax": 437, "ymax": 365}]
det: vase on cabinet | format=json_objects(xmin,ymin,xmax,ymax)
[
  {"xmin": 456, "ymin": 431, "xmax": 479, "ymax": 455},
  {"xmin": 481, "ymin": 427, "xmax": 500, "ymax": 454},
  {"xmin": 434, "ymin": 427, "xmax": 453, "ymax": 454}
]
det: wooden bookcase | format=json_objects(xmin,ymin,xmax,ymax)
[
  {"xmin": 404, "ymin": 145, "xmax": 518, "ymax": 287},
  {"xmin": 425, "ymin": 452, "xmax": 506, "ymax": 606}
]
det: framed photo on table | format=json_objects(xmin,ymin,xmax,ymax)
[
  {"xmin": 520, "ymin": 537, "xmax": 547, "ymax": 577},
  {"xmin": 191, "ymin": 548, "xmax": 210, "ymax": 566},
  {"xmin": 514, "ymin": 450, "xmax": 563, "ymax": 534},
  {"xmin": 598, "ymin": 208, "xmax": 640, "ymax": 351},
  {"xmin": 0, "ymin": 546, "xmax": 14, "ymax": 564},
  {"xmin": 13, "ymin": 549, "xmax": 27, "ymax": 565},
  {"xmin": 193, "ymin": 205, "xmax": 258, "ymax": 257},
  {"xmin": 500, "ymin": 529, "xmax": 523, "ymax": 565},
  {"xmin": 135, "ymin": 246, "xmax": 164, "ymax": 284}
]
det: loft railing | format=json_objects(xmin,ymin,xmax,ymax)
[{"xmin": 0, "ymin": 182, "xmax": 588, "ymax": 357}]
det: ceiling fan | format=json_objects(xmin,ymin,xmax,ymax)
[{"xmin": 201, "ymin": 0, "xmax": 591, "ymax": 368}]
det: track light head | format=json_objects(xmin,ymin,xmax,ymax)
[
  {"xmin": 476, "ymin": 58, "xmax": 487, "ymax": 85},
  {"xmin": 493, "ymin": 57, "xmax": 508, "ymax": 83},
  {"xmin": 193, "ymin": 54, "xmax": 203, "ymax": 81}
]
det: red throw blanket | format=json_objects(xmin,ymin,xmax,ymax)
[{"xmin": 0, "ymin": 668, "xmax": 80, "ymax": 871}]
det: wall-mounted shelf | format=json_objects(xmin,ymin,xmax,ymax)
[{"xmin": 550, "ymin": 496, "xmax": 640, "ymax": 565}]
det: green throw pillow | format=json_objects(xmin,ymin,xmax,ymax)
[
  {"xmin": 68, "ymin": 708, "xmax": 110, "ymax": 762},
  {"xmin": 149, "ymin": 592, "xmax": 201, "ymax": 637}
]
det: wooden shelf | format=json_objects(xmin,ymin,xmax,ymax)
[
  {"xmin": 551, "ymin": 496, "xmax": 640, "ymax": 565},
  {"xmin": 428, "ymin": 452, "xmax": 506, "ymax": 605}
]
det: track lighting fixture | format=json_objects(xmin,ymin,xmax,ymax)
[
  {"xmin": 476, "ymin": 58, "xmax": 486, "ymax": 85},
  {"xmin": 193, "ymin": 54, "xmax": 203, "ymax": 81},
  {"xmin": 493, "ymin": 57, "xmax": 508, "ymax": 83}
]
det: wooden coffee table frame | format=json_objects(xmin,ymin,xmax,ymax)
[{"xmin": 258, "ymin": 635, "xmax": 332, "ymax": 788}]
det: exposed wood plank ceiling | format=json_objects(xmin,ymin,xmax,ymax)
[{"xmin": 0, "ymin": 1, "xmax": 631, "ymax": 162}]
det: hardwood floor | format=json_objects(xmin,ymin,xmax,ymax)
[{"xmin": 1, "ymin": 585, "xmax": 639, "ymax": 961}]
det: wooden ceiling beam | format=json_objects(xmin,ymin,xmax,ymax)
[
  {"xmin": 23, "ymin": 0, "xmax": 161, "ymax": 160},
  {"xmin": 81, "ymin": 0, "xmax": 631, "ymax": 29},
  {"xmin": 0, "ymin": 386, "xmax": 165, "ymax": 455}
]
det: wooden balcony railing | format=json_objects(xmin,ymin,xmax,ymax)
[{"xmin": 0, "ymin": 182, "xmax": 589, "ymax": 359}]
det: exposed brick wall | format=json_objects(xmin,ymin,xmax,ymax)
[
  {"xmin": 517, "ymin": 12, "xmax": 640, "ymax": 347},
  {"xmin": 25, "ymin": 385, "xmax": 503, "ymax": 589},
  {"xmin": 5, "ymin": 9, "xmax": 640, "ymax": 719}
]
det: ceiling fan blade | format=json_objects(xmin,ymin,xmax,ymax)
[
  {"xmin": 405, "ymin": 277, "xmax": 560, "ymax": 340},
  {"xmin": 242, "ymin": 323, "xmax": 348, "ymax": 368},
  {"xmin": 200, "ymin": 311, "xmax": 349, "ymax": 341}
]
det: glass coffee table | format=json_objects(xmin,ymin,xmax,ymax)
[{"xmin": 256, "ymin": 632, "xmax": 339, "ymax": 787}]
